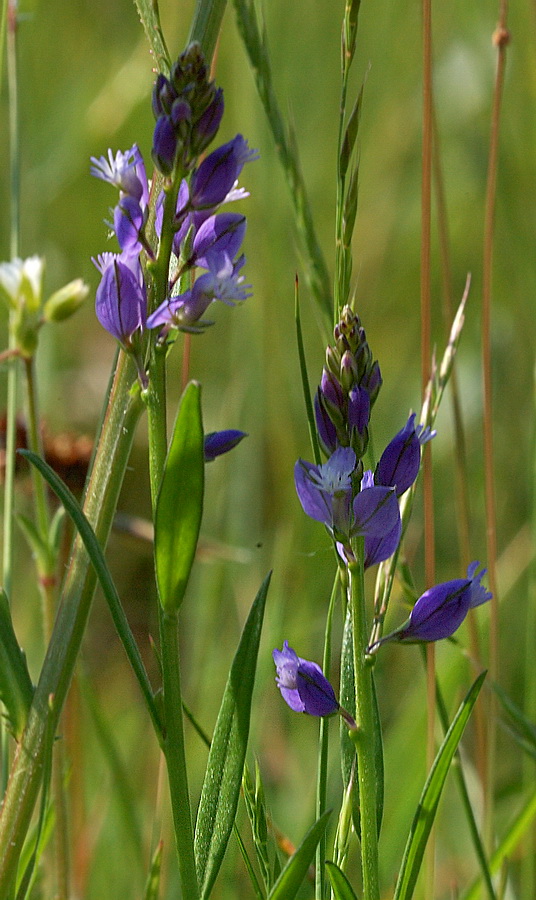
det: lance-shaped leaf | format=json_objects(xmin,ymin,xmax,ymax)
[
  {"xmin": 155, "ymin": 381, "xmax": 204, "ymax": 613},
  {"xmin": 267, "ymin": 810, "xmax": 331, "ymax": 900},
  {"xmin": 194, "ymin": 572, "xmax": 270, "ymax": 899},
  {"xmin": 325, "ymin": 860, "xmax": 359, "ymax": 900},
  {"xmin": 0, "ymin": 589, "xmax": 34, "ymax": 739},
  {"xmin": 393, "ymin": 671, "xmax": 486, "ymax": 900}
]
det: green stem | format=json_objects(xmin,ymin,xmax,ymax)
[
  {"xmin": 316, "ymin": 571, "xmax": 338, "ymax": 900},
  {"xmin": 145, "ymin": 345, "xmax": 199, "ymax": 897},
  {"xmin": 0, "ymin": 351, "xmax": 142, "ymax": 892},
  {"xmin": 160, "ymin": 612, "xmax": 199, "ymax": 899},
  {"xmin": 23, "ymin": 356, "xmax": 50, "ymax": 544},
  {"xmin": 348, "ymin": 551, "xmax": 380, "ymax": 900}
]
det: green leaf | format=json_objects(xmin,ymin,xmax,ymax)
[
  {"xmin": 295, "ymin": 288, "xmax": 321, "ymax": 465},
  {"xmin": 194, "ymin": 572, "xmax": 270, "ymax": 899},
  {"xmin": 243, "ymin": 761, "xmax": 271, "ymax": 892},
  {"xmin": 19, "ymin": 449, "xmax": 163, "ymax": 740},
  {"xmin": 461, "ymin": 786, "xmax": 536, "ymax": 900},
  {"xmin": 0, "ymin": 589, "xmax": 34, "ymax": 739},
  {"xmin": 267, "ymin": 810, "xmax": 331, "ymax": 900},
  {"xmin": 15, "ymin": 512, "xmax": 53, "ymax": 571},
  {"xmin": 325, "ymin": 860, "xmax": 359, "ymax": 900},
  {"xmin": 155, "ymin": 381, "xmax": 204, "ymax": 613},
  {"xmin": 143, "ymin": 841, "xmax": 163, "ymax": 900},
  {"xmin": 393, "ymin": 671, "xmax": 486, "ymax": 900}
]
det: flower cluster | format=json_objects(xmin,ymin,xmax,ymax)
[
  {"xmin": 315, "ymin": 306, "xmax": 382, "ymax": 460},
  {"xmin": 274, "ymin": 304, "xmax": 490, "ymax": 722},
  {"xmin": 90, "ymin": 44, "xmax": 258, "ymax": 355}
]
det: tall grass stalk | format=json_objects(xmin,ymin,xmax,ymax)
[{"xmin": 481, "ymin": 1, "xmax": 510, "ymax": 855}]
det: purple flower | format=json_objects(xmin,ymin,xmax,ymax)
[
  {"xmin": 204, "ymin": 430, "xmax": 247, "ymax": 462},
  {"xmin": 147, "ymin": 252, "xmax": 250, "ymax": 333},
  {"xmin": 190, "ymin": 135, "xmax": 259, "ymax": 210},
  {"xmin": 91, "ymin": 145, "xmax": 149, "ymax": 254},
  {"xmin": 152, "ymin": 115, "xmax": 179, "ymax": 175},
  {"xmin": 93, "ymin": 253, "xmax": 146, "ymax": 346},
  {"xmin": 368, "ymin": 561, "xmax": 492, "ymax": 651},
  {"xmin": 375, "ymin": 413, "xmax": 435, "ymax": 497},
  {"xmin": 294, "ymin": 446, "xmax": 400, "ymax": 544},
  {"xmin": 273, "ymin": 642, "xmax": 339, "ymax": 716},
  {"xmin": 191, "ymin": 213, "xmax": 246, "ymax": 269},
  {"xmin": 90, "ymin": 146, "xmax": 148, "ymax": 206}
]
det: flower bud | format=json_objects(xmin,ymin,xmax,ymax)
[
  {"xmin": 43, "ymin": 279, "xmax": 89, "ymax": 322},
  {"xmin": 273, "ymin": 642, "xmax": 339, "ymax": 716}
]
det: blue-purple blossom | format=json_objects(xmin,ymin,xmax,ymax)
[
  {"xmin": 90, "ymin": 146, "xmax": 148, "ymax": 205},
  {"xmin": 375, "ymin": 412, "xmax": 435, "ymax": 497},
  {"xmin": 273, "ymin": 642, "xmax": 339, "ymax": 716},
  {"xmin": 91, "ymin": 145, "xmax": 149, "ymax": 254},
  {"xmin": 368, "ymin": 561, "xmax": 492, "ymax": 651},
  {"xmin": 204, "ymin": 430, "xmax": 247, "ymax": 462},
  {"xmin": 93, "ymin": 253, "xmax": 146, "ymax": 346},
  {"xmin": 190, "ymin": 213, "xmax": 246, "ymax": 269},
  {"xmin": 190, "ymin": 135, "xmax": 259, "ymax": 210},
  {"xmin": 294, "ymin": 446, "xmax": 400, "ymax": 544},
  {"xmin": 147, "ymin": 252, "xmax": 250, "ymax": 332}
]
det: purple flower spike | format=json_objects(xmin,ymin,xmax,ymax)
[
  {"xmin": 93, "ymin": 253, "xmax": 146, "ymax": 346},
  {"xmin": 204, "ymin": 430, "xmax": 247, "ymax": 462},
  {"xmin": 273, "ymin": 642, "xmax": 339, "ymax": 717},
  {"xmin": 369, "ymin": 561, "xmax": 492, "ymax": 651},
  {"xmin": 376, "ymin": 412, "xmax": 436, "ymax": 497}
]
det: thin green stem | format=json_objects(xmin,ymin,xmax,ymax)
[
  {"xmin": 23, "ymin": 356, "xmax": 50, "ymax": 543},
  {"xmin": 0, "ymin": 351, "xmax": 142, "ymax": 892},
  {"xmin": 348, "ymin": 550, "xmax": 380, "ymax": 900},
  {"xmin": 316, "ymin": 571, "xmax": 339, "ymax": 899},
  {"xmin": 1, "ymin": 0, "xmax": 21, "ymax": 809},
  {"xmin": 160, "ymin": 612, "xmax": 199, "ymax": 899}
]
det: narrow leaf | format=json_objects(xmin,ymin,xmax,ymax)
[
  {"xmin": 0, "ymin": 589, "xmax": 34, "ymax": 738},
  {"xmin": 155, "ymin": 381, "xmax": 204, "ymax": 613},
  {"xmin": 19, "ymin": 450, "xmax": 162, "ymax": 739},
  {"xmin": 143, "ymin": 841, "xmax": 163, "ymax": 900},
  {"xmin": 461, "ymin": 786, "xmax": 536, "ymax": 900},
  {"xmin": 267, "ymin": 810, "xmax": 331, "ymax": 900},
  {"xmin": 325, "ymin": 860, "xmax": 359, "ymax": 900},
  {"xmin": 194, "ymin": 572, "xmax": 270, "ymax": 899},
  {"xmin": 295, "ymin": 285, "xmax": 321, "ymax": 466},
  {"xmin": 393, "ymin": 671, "xmax": 486, "ymax": 900}
]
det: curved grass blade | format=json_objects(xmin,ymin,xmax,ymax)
[
  {"xmin": 154, "ymin": 381, "xmax": 204, "ymax": 614},
  {"xmin": 194, "ymin": 572, "xmax": 270, "ymax": 899},
  {"xmin": 295, "ymin": 285, "xmax": 321, "ymax": 465},
  {"xmin": 232, "ymin": 0, "xmax": 332, "ymax": 323},
  {"xmin": 143, "ymin": 841, "xmax": 163, "ymax": 900},
  {"xmin": 267, "ymin": 810, "xmax": 331, "ymax": 900},
  {"xmin": 19, "ymin": 450, "xmax": 163, "ymax": 740},
  {"xmin": 393, "ymin": 671, "xmax": 486, "ymax": 900},
  {"xmin": 0, "ymin": 589, "xmax": 33, "ymax": 739},
  {"xmin": 325, "ymin": 860, "xmax": 359, "ymax": 900},
  {"xmin": 461, "ymin": 786, "xmax": 536, "ymax": 900}
]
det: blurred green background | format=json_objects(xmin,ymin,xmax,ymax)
[{"xmin": 1, "ymin": 0, "xmax": 535, "ymax": 897}]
